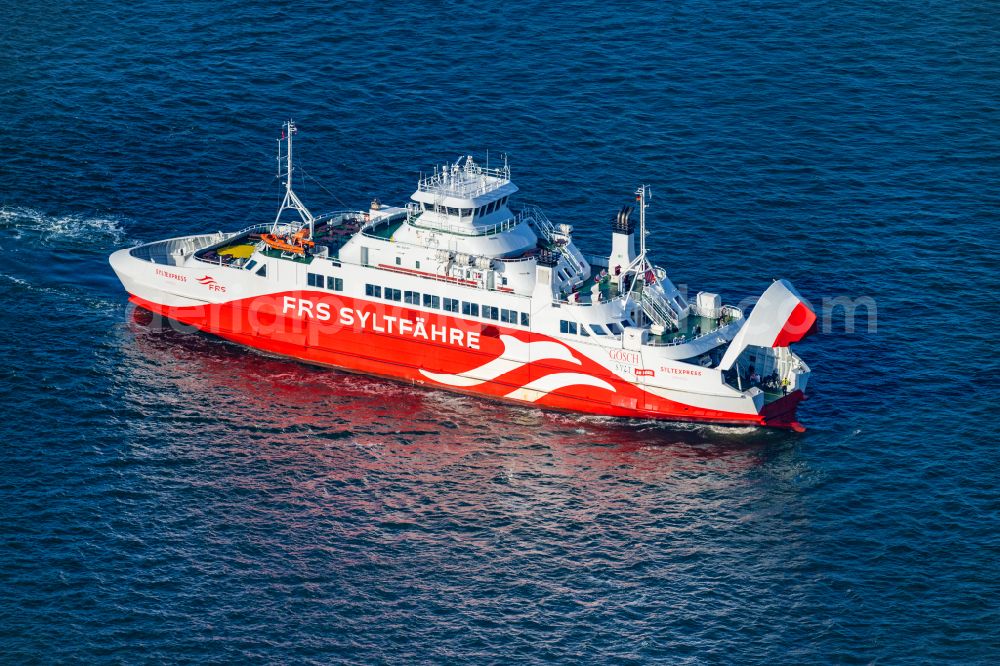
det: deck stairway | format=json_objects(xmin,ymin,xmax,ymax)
[
  {"xmin": 523, "ymin": 205, "xmax": 587, "ymax": 278},
  {"xmin": 522, "ymin": 205, "xmax": 555, "ymax": 242},
  {"xmin": 639, "ymin": 284, "xmax": 683, "ymax": 327}
]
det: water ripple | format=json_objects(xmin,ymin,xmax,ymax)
[{"xmin": 1, "ymin": 0, "xmax": 998, "ymax": 663}]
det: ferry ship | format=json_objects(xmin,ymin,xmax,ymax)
[{"xmin": 110, "ymin": 122, "xmax": 816, "ymax": 430}]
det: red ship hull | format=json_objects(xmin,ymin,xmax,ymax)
[{"xmin": 130, "ymin": 291, "xmax": 806, "ymax": 430}]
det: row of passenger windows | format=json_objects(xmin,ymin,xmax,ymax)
[
  {"xmin": 422, "ymin": 197, "xmax": 509, "ymax": 219},
  {"xmin": 366, "ymin": 284, "xmax": 529, "ymax": 326},
  {"xmin": 306, "ymin": 272, "xmax": 344, "ymax": 291},
  {"xmin": 560, "ymin": 320, "xmax": 628, "ymax": 337},
  {"xmin": 461, "ymin": 302, "xmax": 526, "ymax": 325}
]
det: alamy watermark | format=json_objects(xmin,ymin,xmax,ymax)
[{"xmin": 138, "ymin": 285, "xmax": 878, "ymax": 338}]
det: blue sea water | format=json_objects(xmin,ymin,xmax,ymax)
[{"xmin": 1, "ymin": 0, "xmax": 998, "ymax": 662}]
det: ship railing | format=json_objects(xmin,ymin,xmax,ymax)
[
  {"xmin": 639, "ymin": 285, "xmax": 679, "ymax": 327},
  {"xmin": 518, "ymin": 205, "xmax": 591, "ymax": 278},
  {"xmin": 130, "ymin": 233, "xmax": 224, "ymax": 265},
  {"xmin": 562, "ymin": 243, "xmax": 587, "ymax": 276},
  {"xmin": 642, "ymin": 306, "xmax": 745, "ymax": 347},
  {"xmin": 406, "ymin": 214, "xmax": 519, "ymax": 237},
  {"xmin": 221, "ymin": 223, "xmax": 272, "ymax": 237},
  {"xmin": 217, "ymin": 210, "xmax": 365, "ymax": 242},
  {"xmin": 552, "ymin": 298, "xmax": 595, "ymax": 307},
  {"xmin": 518, "ymin": 205, "xmax": 555, "ymax": 242},
  {"xmin": 315, "ymin": 210, "xmax": 369, "ymax": 225},
  {"xmin": 194, "ymin": 253, "xmax": 233, "ymax": 267},
  {"xmin": 644, "ymin": 324, "xmax": 735, "ymax": 347},
  {"xmin": 415, "ymin": 164, "xmax": 510, "ymax": 198},
  {"xmin": 414, "ymin": 179, "xmax": 507, "ymax": 199},
  {"xmin": 494, "ymin": 253, "xmax": 537, "ymax": 264},
  {"xmin": 190, "ymin": 212, "xmax": 367, "ymax": 268},
  {"xmin": 581, "ymin": 252, "xmax": 609, "ymax": 268}
]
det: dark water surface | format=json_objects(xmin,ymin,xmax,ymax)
[{"xmin": 2, "ymin": 1, "xmax": 998, "ymax": 663}]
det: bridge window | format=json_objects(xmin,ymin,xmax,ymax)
[
  {"xmin": 244, "ymin": 260, "xmax": 257, "ymax": 271},
  {"xmin": 590, "ymin": 324, "xmax": 608, "ymax": 335},
  {"xmin": 327, "ymin": 276, "xmax": 343, "ymax": 291},
  {"xmin": 386, "ymin": 288, "xmax": 401, "ymax": 302},
  {"xmin": 560, "ymin": 320, "xmax": 578, "ymax": 335},
  {"xmin": 256, "ymin": 265, "xmax": 267, "ymax": 277},
  {"xmin": 462, "ymin": 302, "xmax": 479, "ymax": 317},
  {"xmin": 443, "ymin": 298, "xmax": 459, "ymax": 313},
  {"xmin": 423, "ymin": 294, "xmax": 440, "ymax": 309},
  {"xmin": 607, "ymin": 322, "xmax": 623, "ymax": 335},
  {"xmin": 447, "ymin": 207, "xmax": 459, "ymax": 216},
  {"xmin": 404, "ymin": 290, "xmax": 420, "ymax": 305}
]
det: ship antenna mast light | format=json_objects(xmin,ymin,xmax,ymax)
[{"xmin": 272, "ymin": 119, "xmax": 315, "ymax": 237}]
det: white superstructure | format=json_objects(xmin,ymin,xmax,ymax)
[{"xmin": 110, "ymin": 123, "xmax": 817, "ymax": 430}]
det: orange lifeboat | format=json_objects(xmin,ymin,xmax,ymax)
[
  {"xmin": 292, "ymin": 228, "xmax": 315, "ymax": 249},
  {"xmin": 261, "ymin": 227, "xmax": 315, "ymax": 255}
]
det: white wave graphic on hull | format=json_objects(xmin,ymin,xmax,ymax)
[
  {"xmin": 419, "ymin": 334, "xmax": 616, "ymax": 402},
  {"xmin": 504, "ymin": 373, "xmax": 616, "ymax": 403},
  {"xmin": 420, "ymin": 335, "xmax": 580, "ymax": 387}
]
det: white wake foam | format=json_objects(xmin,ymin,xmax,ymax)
[{"xmin": 0, "ymin": 206, "xmax": 131, "ymax": 247}]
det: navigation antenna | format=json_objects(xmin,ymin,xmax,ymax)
[
  {"xmin": 272, "ymin": 120, "xmax": 315, "ymax": 237},
  {"xmin": 626, "ymin": 184, "xmax": 652, "ymax": 276}
]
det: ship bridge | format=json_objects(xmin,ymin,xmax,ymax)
[{"xmin": 409, "ymin": 156, "xmax": 519, "ymax": 236}]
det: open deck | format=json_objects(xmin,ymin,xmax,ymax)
[
  {"xmin": 648, "ymin": 313, "xmax": 724, "ymax": 344},
  {"xmin": 312, "ymin": 214, "xmax": 365, "ymax": 258},
  {"xmin": 191, "ymin": 213, "xmax": 369, "ymax": 267},
  {"xmin": 563, "ymin": 271, "xmax": 619, "ymax": 304},
  {"xmin": 362, "ymin": 217, "xmax": 405, "ymax": 241}
]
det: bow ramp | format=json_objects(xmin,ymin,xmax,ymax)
[{"xmin": 714, "ymin": 280, "xmax": 814, "ymax": 420}]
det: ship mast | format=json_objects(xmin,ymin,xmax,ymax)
[
  {"xmin": 625, "ymin": 184, "xmax": 652, "ymax": 277},
  {"xmin": 272, "ymin": 120, "xmax": 315, "ymax": 237}
]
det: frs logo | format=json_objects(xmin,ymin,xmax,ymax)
[
  {"xmin": 282, "ymin": 296, "xmax": 332, "ymax": 321},
  {"xmin": 197, "ymin": 275, "xmax": 226, "ymax": 292}
]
